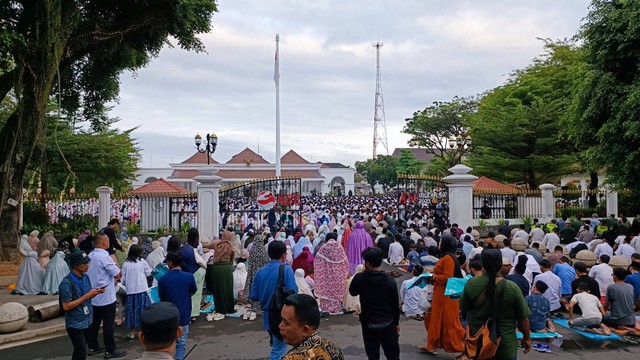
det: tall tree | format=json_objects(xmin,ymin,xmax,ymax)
[
  {"xmin": 571, "ymin": 0, "xmax": 640, "ymax": 190},
  {"xmin": 0, "ymin": 1, "xmax": 218, "ymax": 260},
  {"xmin": 355, "ymin": 155, "xmax": 398, "ymax": 194},
  {"xmin": 402, "ymin": 96, "xmax": 477, "ymax": 169},
  {"xmin": 467, "ymin": 41, "xmax": 579, "ymax": 189},
  {"xmin": 396, "ymin": 149, "xmax": 425, "ymax": 175}
]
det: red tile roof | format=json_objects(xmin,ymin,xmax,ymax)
[
  {"xmin": 169, "ymin": 170, "xmax": 203, "ymax": 179},
  {"xmin": 180, "ymin": 152, "xmax": 219, "ymax": 164},
  {"xmin": 472, "ymin": 176, "xmax": 519, "ymax": 192},
  {"xmin": 281, "ymin": 150, "xmax": 310, "ymax": 164},
  {"xmin": 226, "ymin": 148, "xmax": 269, "ymax": 165},
  {"xmin": 131, "ymin": 178, "xmax": 189, "ymax": 194}
]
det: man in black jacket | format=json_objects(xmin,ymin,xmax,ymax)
[{"xmin": 349, "ymin": 247, "xmax": 400, "ymax": 360}]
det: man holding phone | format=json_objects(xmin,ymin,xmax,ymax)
[
  {"xmin": 60, "ymin": 252, "xmax": 105, "ymax": 360},
  {"xmin": 86, "ymin": 232, "xmax": 127, "ymax": 358}
]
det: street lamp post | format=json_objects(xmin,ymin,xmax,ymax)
[
  {"xmin": 448, "ymin": 133, "xmax": 472, "ymax": 165},
  {"xmin": 194, "ymin": 132, "xmax": 218, "ymax": 165}
]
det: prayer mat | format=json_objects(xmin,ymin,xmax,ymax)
[
  {"xmin": 553, "ymin": 319, "xmax": 621, "ymax": 341},
  {"xmin": 200, "ymin": 295, "xmax": 215, "ymax": 313},
  {"xmin": 516, "ymin": 331, "xmax": 561, "ymax": 339}
]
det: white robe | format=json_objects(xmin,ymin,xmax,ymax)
[
  {"xmin": 42, "ymin": 251, "xmax": 70, "ymax": 295},
  {"xmin": 16, "ymin": 251, "xmax": 44, "ymax": 295}
]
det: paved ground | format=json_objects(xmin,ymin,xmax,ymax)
[{"xmin": 3, "ymin": 266, "xmax": 640, "ymax": 359}]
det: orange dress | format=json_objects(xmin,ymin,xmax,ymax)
[{"xmin": 427, "ymin": 255, "xmax": 464, "ymax": 352}]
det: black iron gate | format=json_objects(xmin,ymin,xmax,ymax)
[
  {"xmin": 396, "ymin": 174, "xmax": 448, "ymax": 220},
  {"xmin": 219, "ymin": 177, "xmax": 302, "ymax": 232},
  {"xmin": 168, "ymin": 195, "xmax": 198, "ymax": 232}
]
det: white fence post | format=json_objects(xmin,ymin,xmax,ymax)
[
  {"xmin": 96, "ymin": 186, "xmax": 113, "ymax": 229},
  {"xmin": 606, "ymin": 187, "xmax": 619, "ymax": 217},
  {"xmin": 444, "ymin": 164, "xmax": 478, "ymax": 229},
  {"xmin": 539, "ymin": 183, "xmax": 556, "ymax": 223},
  {"xmin": 195, "ymin": 168, "xmax": 223, "ymax": 243}
]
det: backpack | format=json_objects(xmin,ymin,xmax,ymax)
[
  {"xmin": 462, "ymin": 278, "xmax": 505, "ymax": 360},
  {"xmin": 269, "ymin": 264, "xmax": 295, "ymax": 339}
]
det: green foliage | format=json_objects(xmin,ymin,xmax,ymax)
[
  {"xmin": 498, "ymin": 219, "xmax": 506, "ymax": 226},
  {"xmin": 396, "ymin": 149, "xmax": 425, "ymax": 175},
  {"xmin": 571, "ymin": 0, "xmax": 640, "ymax": 189},
  {"xmin": 355, "ymin": 155, "xmax": 399, "ymax": 193},
  {"xmin": 467, "ymin": 40, "xmax": 579, "ymax": 188},
  {"xmin": 423, "ymin": 156, "xmax": 449, "ymax": 177},
  {"xmin": 27, "ymin": 117, "xmax": 140, "ymax": 194},
  {"xmin": 403, "ymin": 96, "xmax": 477, "ymax": 168},
  {"xmin": 478, "ymin": 219, "xmax": 488, "ymax": 227}
]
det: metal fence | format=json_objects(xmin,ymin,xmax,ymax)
[
  {"xmin": 618, "ymin": 190, "xmax": 640, "ymax": 217},
  {"xmin": 553, "ymin": 188, "xmax": 607, "ymax": 218},
  {"xmin": 396, "ymin": 174, "xmax": 448, "ymax": 219},
  {"xmin": 23, "ymin": 193, "xmax": 139, "ymax": 225},
  {"xmin": 473, "ymin": 189, "xmax": 544, "ymax": 219}
]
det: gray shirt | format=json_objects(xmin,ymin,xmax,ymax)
[{"xmin": 606, "ymin": 283, "xmax": 636, "ymax": 325}]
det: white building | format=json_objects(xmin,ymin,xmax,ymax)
[{"xmin": 133, "ymin": 148, "xmax": 355, "ymax": 196}]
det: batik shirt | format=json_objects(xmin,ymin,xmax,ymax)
[{"xmin": 282, "ymin": 332, "xmax": 344, "ymax": 360}]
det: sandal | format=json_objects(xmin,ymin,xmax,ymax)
[
  {"xmin": 249, "ymin": 312, "xmax": 256, "ymax": 321},
  {"xmin": 417, "ymin": 345, "xmax": 438, "ymax": 355}
]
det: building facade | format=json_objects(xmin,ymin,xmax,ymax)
[{"xmin": 132, "ymin": 148, "xmax": 355, "ymax": 196}]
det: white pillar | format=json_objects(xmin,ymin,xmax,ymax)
[
  {"xmin": 606, "ymin": 187, "xmax": 618, "ymax": 218},
  {"xmin": 443, "ymin": 164, "xmax": 478, "ymax": 229},
  {"xmin": 194, "ymin": 168, "xmax": 223, "ymax": 243},
  {"xmin": 539, "ymin": 183, "xmax": 556, "ymax": 222},
  {"xmin": 96, "ymin": 186, "xmax": 113, "ymax": 229}
]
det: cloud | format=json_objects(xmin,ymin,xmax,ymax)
[{"xmin": 108, "ymin": 0, "xmax": 591, "ymax": 169}]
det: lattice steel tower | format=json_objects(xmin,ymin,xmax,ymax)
[{"xmin": 372, "ymin": 41, "xmax": 388, "ymax": 159}]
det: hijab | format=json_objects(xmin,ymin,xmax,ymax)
[
  {"xmin": 16, "ymin": 251, "xmax": 44, "ymax": 295},
  {"xmin": 440, "ymin": 234, "xmax": 463, "ymax": 278},
  {"xmin": 295, "ymin": 268, "xmax": 314, "ymax": 297}
]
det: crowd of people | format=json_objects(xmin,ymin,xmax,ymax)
[{"xmin": 11, "ymin": 198, "xmax": 640, "ymax": 359}]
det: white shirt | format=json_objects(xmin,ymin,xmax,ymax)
[
  {"xmin": 388, "ymin": 242, "xmax": 404, "ymax": 264},
  {"xmin": 514, "ymin": 230, "xmax": 529, "ymax": 240},
  {"xmin": 630, "ymin": 236, "xmax": 640, "ymax": 254},
  {"xmin": 87, "ymin": 248, "xmax": 121, "ymax": 306},
  {"xmin": 594, "ymin": 242, "xmax": 614, "ymax": 260},
  {"xmin": 529, "ymin": 228, "xmax": 545, "ymax": 243},
  {"xmin": 589, "ymin": 263, "xmax": 614, "ymax": 297},
  {"xmin": 570, "ymin": 292, "xmax": 603, "ymax": 320},
  {"xmin": 469, "ymin": 247, "xmax": 483, "ymax": 261},
  {"xmin": 400, "ymin": 276, "xmax": 424, "ymax": 317},
  {"xmin": 500, "ymin": 247, "xmax": 517, "ymax": 265},
  {"xmin": 534, "ymin": 271, "xmax": 562, "ymax": 311},
  {"xmin": 410, "ymin": 232, "xmax": 422, "ymax": 243},
  {"xmin": 121, "ymin": 259, "xmax": 152, "ymax": 295},
  {"xmin": 615, "ymin": 243, "xmax": 636, "ymax": 260},
  {"xmin": 424, "ymin": 237, "xmax": 437, "ymax": 248},
  {"xmin": 542, "ymin": 233, "xmax": 561, "ymax": 252}
]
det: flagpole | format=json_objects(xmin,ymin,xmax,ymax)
[{"xmin": 275, "ymin": 34, "xmax": 281, "ymax": 179}]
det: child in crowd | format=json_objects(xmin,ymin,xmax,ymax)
[
  {"xmin": 525, "ymin": 280, "xmax": 557, "ymax": 333},
  {"xmin": 567, "ymin": 282, "xmax": 611, "ymax": 335},
  {"xmin": 407, "ymin": 243, "xmax": 420, "ymax": 266},
  {"xmin": 469, "ymin": 260, "xmax": 483, "ymax": 277}
]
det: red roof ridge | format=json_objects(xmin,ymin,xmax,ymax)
[
  {"xmin": 131, "ymin": 178, "xmax": 189, "ymax": 194},
  {"xmin": 281, "ymin": 150, "xmax": 310, "ymax": 164},
  {"xmin": 180, "ymin": 152, "xmax": 219, "ymax": 164},
  {"xmin": 472, "ymin": 176, "xmax": 518, "ymax": 192},
  {"xmin": 226, "ymin": 148, "xmax": 270, "ymax": 164}
]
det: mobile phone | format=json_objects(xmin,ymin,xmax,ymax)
[{"xmin": 98, "ymin": 285, "xmax": 108, "ymax": 290}]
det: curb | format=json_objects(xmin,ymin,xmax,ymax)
[{"xmin": 0, "ymin": 322, "xmax": 66, "ymax": 349}]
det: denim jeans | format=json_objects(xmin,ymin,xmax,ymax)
[
  {"xmin": 175, "ymin": 324, "xmax": 189, "ymax": 360},
  {"xmin": 269, "ymin": 330, "xmax": 288, "ymax": 360}
]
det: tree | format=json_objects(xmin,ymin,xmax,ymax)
[
  {"xmin": 396, "ymin": 149, "xmax": 425, "ymax": 175},
  {"xmin": 571, "ymin": 0, "xmax": 640, "ymax": 190},
  {"xmin": 467, "ymin": 41, "xmax": 579, "ymax": 189},
  {"xmin": 355, "ymin": 155, "xmax": 398, "ymax": 194},
  {"xmin": 0, "ymin": 1, "xmax": 218, "ymax": 260},
  {"xmin": 402, "ymin": 96, "xmax": 477, "ymax": 168}
]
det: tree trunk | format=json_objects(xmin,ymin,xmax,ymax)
[{"xmin": 0, "ymin": 1, "xmax": 70, "ymax": 261}]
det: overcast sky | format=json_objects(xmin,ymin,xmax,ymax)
[{"xmin": 109, "ymin": 0, "xmax": 591, "ymax": 168}]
